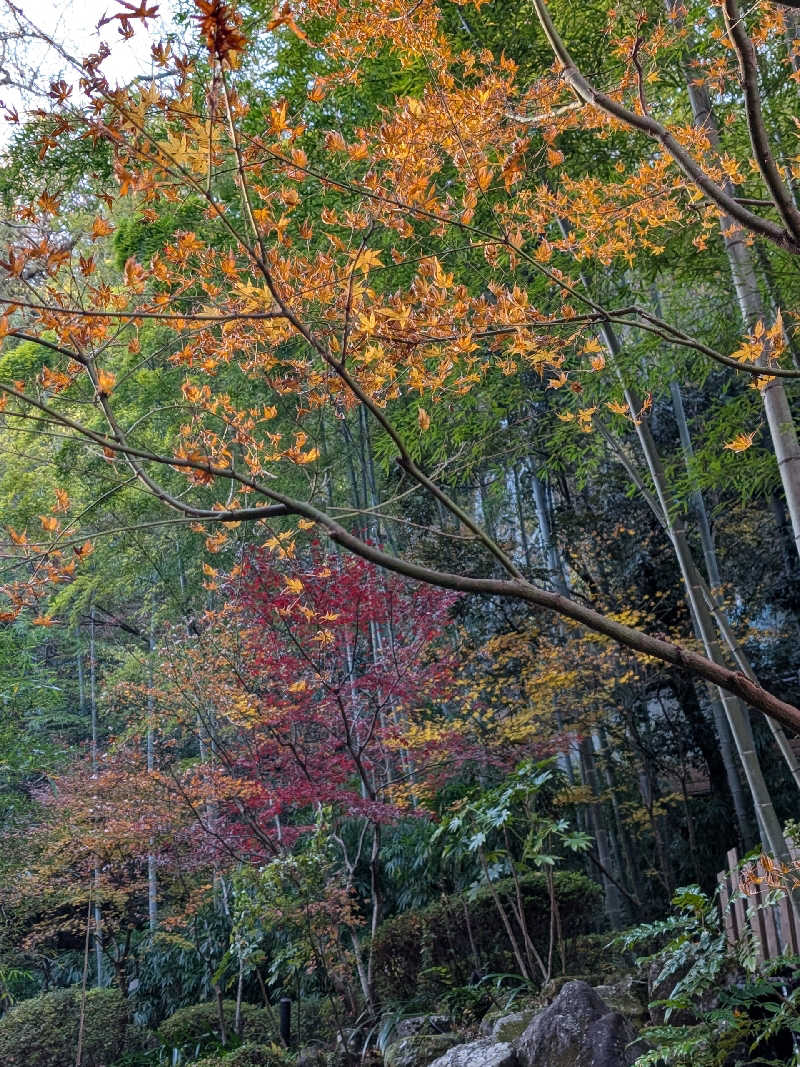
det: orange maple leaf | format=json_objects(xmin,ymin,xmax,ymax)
[
  {"xmin": 96, "ymin": 369, "xmax": 117, "ymax": 396},
  {"xmin": 90, "ymin": 217, "xmax": 114, "ymax": 240},
  {"xmin": 724, "ymin": 429, "xmax": 759, "ymax": 453}
]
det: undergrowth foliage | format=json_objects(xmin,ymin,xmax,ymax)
[{"xmin": 618, "ymin": 886, "xmax": 800, "ymax": 1066}]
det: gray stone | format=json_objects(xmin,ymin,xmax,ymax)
[
  {"xmin": 478, "ymin": 1014, "xmax": 497, "ymax": 1038},
  {"xmin": 488, "ymin": 1011, "xmax": 539, "ymax": 1043},
  {"xmin": 383, "ymin": 1033, "xmax": 462, "ymax": 1067},
  {"xmin": 540, "ymin": 974, "xmax": 605, "ymax": 1003},
  {"xmin": 296, "ymin": 1047, "xmax": 328, "ymax": 1067},
  {"xmin": 592, "ymin": 975, "xmax": 648, "ymax": 1024},
  {"xmin": 395, "ymin": 1015, "xmax": 452, "ymax": 1039},
  {"xmin": 515, "ymin": 980, "xmax": 641, "ymax": 1067},
  {"xmin": 428, "ymin": 1037, "xmax": 519, "ymax": 1067},
  {"xmin": 583, "ymin": 1011, "xmax": 645, "ymax": 1067},
  {"xmin": 478, "ymin": 1001, "xmax": 539, "ymax": 1039}
]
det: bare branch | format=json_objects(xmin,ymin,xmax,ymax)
[{"xmin": 722, "ymin": 0, "xmax": 800, "ymax": 245}]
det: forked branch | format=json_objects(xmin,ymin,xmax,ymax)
[{"xmin": 529, "ymin": 0, "xmax": 800, "ymax": 254}]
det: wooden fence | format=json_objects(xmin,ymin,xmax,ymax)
[{"xmin": 717, "ymin": 847, "xmax": 800, "ymax": 964}]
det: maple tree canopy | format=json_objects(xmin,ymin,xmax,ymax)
[{"xmin": 0, "ymin": 0, "xmax": 799, "ymax": 735}]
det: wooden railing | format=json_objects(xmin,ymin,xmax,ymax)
[{"xmin": 718, "ymin": 847, "xmax": 800, "ymax": 963}]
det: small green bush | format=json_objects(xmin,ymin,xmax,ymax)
[
  {"xmin": 192, "ymin": 1042, "xmax": 293, "ymax": 1066},
  {"xmin": 372, "ymin": 870, "xmax": 603, "ymax": 1002},
  {"xmin": 293, "ymin": 995, "xmax": 340, "ymax": 1045},
  {"xmin": 0, "ymin": 986, "xmax": 144, "ymax": 1067},
  {"xmin": 158, "ymin": 999, "xmax": 278, "ymax": 1051}
]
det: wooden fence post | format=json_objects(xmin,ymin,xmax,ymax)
[{"xmin": 718, "ymin": 846, "xmax": 800, "ymax": 962}]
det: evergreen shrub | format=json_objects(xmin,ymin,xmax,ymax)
[
  {"xmin": 157, "ymin": 999, "xmax": 277, "ymax": 1050},
  {"xmin": 192, "ymin": 1041, "xmax": 293, "ymax": 1066},
  {"xmin": 0, "ymin": 986, "xmax": 144, "ymax": 1067},
  {"xmin": 372, "ymin": 870, "xmax": 602, "ymax": 1002}
]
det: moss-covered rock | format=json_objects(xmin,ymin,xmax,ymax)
[
  {"xmin": 486, "ymin": 1010, "xmax": 539, "ymax": 1043},
  {"xmin": 515, "ymin": 981, "xmax": 641, "ymax": 1067},
  {"xmin": 540, "ymin": 974, "xmax": 606, "ymax": 1002},
  {"xmin": 427, "ymin": 1038, "xmax": 518, "ymax": 1067},
  {"xmin": 479, "ymin": 999, "xmax": 540, "ymax": 1040},
  {"xmin": 0, "ymin": 986, "xmax": 145, "ymax": 1067},
  {"xmin": 383, "ymin": 1033, "xmax": 463, "ymax": 1067}
]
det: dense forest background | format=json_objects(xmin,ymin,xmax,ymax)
[{"xmin": 1, "ymin": 0, "xmax": 800, "ymax": 1063}]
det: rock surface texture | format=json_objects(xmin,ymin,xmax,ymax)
[
  {"xmin": 478, "ymin": 1009, "xmax": 538, "ymax": 1044},
  {"xmin": 515, "ymin": 981, "xmax": 641, "ymax": 1067},
  {"xmin": 428, "ymin": 1037, "xmax": 518, "ymax": 1067},
  {"xmin": 395, "ymin": 1016, "xmax": 452, "ymax": 1040},
  {"xmin": 592, "ymin": 975, "xmax": 648, "ymax": 1026},
  {"xmin": 383, "ymin": 1033, "xmax": 462, "ymax": 1067}
]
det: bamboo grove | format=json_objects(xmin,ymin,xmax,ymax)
[{"xmin": 1, "ymin": 0, "xmax": 800, "ymax": 1061}]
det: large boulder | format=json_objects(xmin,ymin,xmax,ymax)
[
  {"xmin": 515, "ymin": 981, "xmax": 641, "ymax": 1067},
  {"xmin": 540, "ymin": 974, "xmax": 604, "ymax": 1002},
  {"xmin": 383, "ymin": 1033, "xmax": 462, "ymax": 1067},
  {"xmin": 428, "ymin": 1037, "xmax": 518, "ymax": 1067}
]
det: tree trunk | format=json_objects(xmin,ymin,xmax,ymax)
[
  {"xmin": 595, "ymin": 726, "xmax": 646, "ymax": 907},
  {"xmin": 624, "ymin": 398, "xmax": 787, "ymax": 859},
  {"xmin": 668, "ymin": 379, "xmax": 800, "ymax": 790},
  {"xmin": 529, "ymin": 479, "xmax": 625, "ymax": 923},
  {"xmin": 678, "ymin": 19, "xmax": 800, "ymax": 562},
  {"xmin": 579, "ymin": 737, "xmax": 626, "ymax": 927},
  {"xmin": 478, "ymin": 850, "xmax": 531, "ymax": 982},
  {"xmin": 89, "ymin": 607, "xmax": 105, "ymax": 987},
  {"xmin": 531, "ymin": 473, "xmax": 568, "ymax": 596},
  {"xmin": 147, "ymin": 627, "xmax": 158, "ymax": 932},
  {"xmin": 365, "ymin": 822, "xmax": 382, "ymax": 1014},
  {"xmin": 554, "ymin": 208, "xmax": 780, "ymax": 848},
  {"xmin": 511, "ymin": 463, "xmax": 533, "ymax": 570},
  {"xmin": 215, "ymin": 985, "xmax": 228, "ymax": 1047},
  {"xmin": 587, "ymin": 301, "xmax": 789, "ymax": 858}
]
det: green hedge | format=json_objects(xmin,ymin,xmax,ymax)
[
  {"xmin": 158, "ymin": 1000, "xmax": 278, "ymax": 1051},
  {"xmin": 372, "ymin": 870, "xmax": 603, "ymax": 1003},
  {"xmin": 192, "ymin": 1041, "xmax": 293, "ymax": 1066},
  {"xmin": 0, "ymin": 986, "xmax": 145, "ymax": 1067}
]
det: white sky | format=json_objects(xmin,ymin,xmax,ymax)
[{"xmin": 0, "ymin": 0, "xmax": 178, "ymax": 140}]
